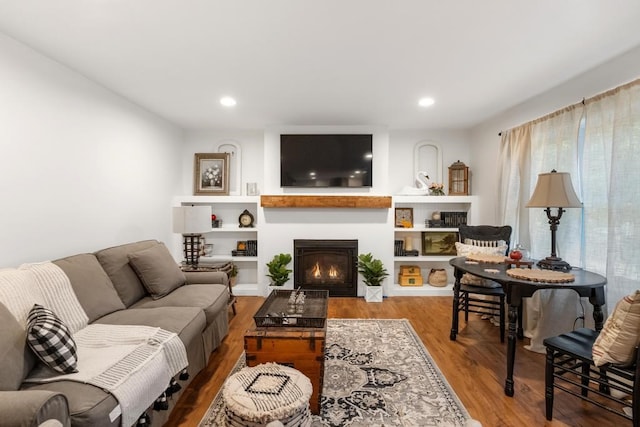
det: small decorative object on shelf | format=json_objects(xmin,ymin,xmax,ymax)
[
  {"xmin": 232, "ymin": 239, "xmax": 257, "ymax": 256},
  {"xmin": 194, "ymin": 152, "xmax": 230, "ymax": 195},
  {"xmin": 246, "ymin": 182, "xmax": 259, "ymax": 196},
  {"xmin": 421, "ymin": 231, "xmax": 458, "ymax": 255},
  {"xmin": 394, "ymin": 207, "xmax": 413, "ymax": 228},
  {"xmin": 426, "ymin": 219, "xmax": 444, "ymax": 228},
  {"xmin": 211, "ymin": 214, "xmax": 222, "ymax": 228},
  {"xmin": 238, "ymin": 209, "xmax": 255, "ymax": 228},
  {"xmin": 427, "ymin": 268, "xmax": 448, "ymax": 287},
  {"xmin": 428, "ymin": 182, "xmax": 445, "ymax": 196},
  {"xmin": 202, "ymin": 244, "xmax": 213, "ymax": 257},
  {"xmin": 448, "ymin": 160, "xmax": 469, "ymax": 195},
  {"xmin": 398, "ymin": 265, "xmax": 423, "ymax": 286}
]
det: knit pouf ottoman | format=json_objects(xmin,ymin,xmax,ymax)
[{"xmin": 222, "ymin": 362, "xmax": 313, "ymax": 427}]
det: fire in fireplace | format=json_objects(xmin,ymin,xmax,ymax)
[{"xmin": 294, "ymin": 239, "xmax": 358, "ymax": 297}]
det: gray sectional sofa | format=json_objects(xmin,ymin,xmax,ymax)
[{"xmin": 0, "ymin": 239, "xmax": 230, "ymax": 427}]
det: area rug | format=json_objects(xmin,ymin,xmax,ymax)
[{"xmin": 200, "ymin": 319, "xmax": 481, "ymax": 426}]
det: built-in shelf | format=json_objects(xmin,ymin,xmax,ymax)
[{"xmin": 260, "ymin": 195, "xmax": 392, "ymax": 208}]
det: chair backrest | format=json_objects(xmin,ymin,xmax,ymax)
[{"xmin": 458, "ymin": 225, "xmax": 512, "ymax": 255}]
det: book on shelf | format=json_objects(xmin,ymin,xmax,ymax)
[
  {"xmin": 394, "ymin": 240, "xmax": 404, "ymax": 256},
  {"xmin": 440, "ymin": 211, "xmax": 468, "ymax": 227}
]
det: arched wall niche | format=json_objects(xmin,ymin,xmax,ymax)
[{"xmin": 414, "ymin": 141, "xmax": 443, "ymax": 185}]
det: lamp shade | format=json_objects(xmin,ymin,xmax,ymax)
[
  {"xmin": 526, "ymin": 170, "xmax": 582, "ymax": 208},
  {"xmin": 172, "ymin": 206, "xmax": 212, "ymax": 234}
]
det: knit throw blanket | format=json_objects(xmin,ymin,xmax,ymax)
[
  {"xmin": 26, "ymin": 323, "xmax": 188, "ymax": 427},
  {"xmin": 1, "ymin": 262, "xmax": 188, "ymax": 427}
]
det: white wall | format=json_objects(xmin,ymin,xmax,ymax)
[
  {"xmin": 0, "ymin": 33, "xmax": 184, "ymax": 266},
  {"xmin": 470, "ymin": 45, "xmax": 640, "ymax": 228}
]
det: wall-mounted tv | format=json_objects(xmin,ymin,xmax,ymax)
[{"xmin": 280, "ymin": 134, "xmax": 373, "ymax": 188}]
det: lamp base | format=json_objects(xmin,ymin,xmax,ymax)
[
  {"xmin": 537, "ymin": 256, "xmax": 572, "ymax": 272},
  {"xmin": 183, "ymin": 234, "xmax": 202, "ymax": 268}
]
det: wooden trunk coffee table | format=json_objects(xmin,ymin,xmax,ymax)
[{"xmin": 244, "ymin": 289, "xmax": 328, "ymax": 415}]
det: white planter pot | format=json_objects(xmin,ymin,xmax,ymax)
[{"xmin": 365, "ymin": 286, "xmax": 383, "ymax": 302}]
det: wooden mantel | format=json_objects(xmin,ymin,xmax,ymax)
[{"xmin": 260, "ymin": 195, "xmax": 392, "ymax": 209}]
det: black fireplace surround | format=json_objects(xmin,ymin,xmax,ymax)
[{"xmin": 293, "ymin": 239, "xmax": 358, "ymax": 297}]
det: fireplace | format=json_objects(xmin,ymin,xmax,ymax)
[{"xmin": 294, "ymin": 239, "xmax": 358, "ymax": 297}]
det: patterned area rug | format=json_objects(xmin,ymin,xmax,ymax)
[{"xmin": 200, "ymin": 319, "xmax": 481, "ymax": 426}]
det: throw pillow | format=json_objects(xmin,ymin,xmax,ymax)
[
  {"xmin": 592, "ymin": 290, "xmax": 640, "ymax": 367},
  {"xmin": 27, "ymin": 304, "xmax": 78, "ymax": 374},
  {"xmin": 455, "ymin": 242, "xmax": 508, "ymax": 288},
  {"xmin": 128, "ymin": 242, "xmax": 186, "ymax": 300},
  {"xmin": 464, "ymin": 238, "xmax": 507, "ymax": 248}
]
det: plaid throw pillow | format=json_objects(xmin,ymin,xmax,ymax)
[{"xmin": 27, "ymin": 304, "xmax": 79, "ymax": 374}]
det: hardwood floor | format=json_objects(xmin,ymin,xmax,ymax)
[{"xmin": 166, "ymin": 296, "xmax": 625, "ymax": 427}]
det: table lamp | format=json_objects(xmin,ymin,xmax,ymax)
[
  {"xmin": 525, "ymin": 170, "xmax": 582, "ymax": 271},
  {"xmin": 172, "ymin": 205, "xmax": 212, "ymax": 268}
]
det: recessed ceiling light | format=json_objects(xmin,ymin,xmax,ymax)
[
  {"xmin": 418, "ymin": 97, "xmax": 435, "ymax": 107},
  {"xmin": 220, "ymin": 96, "xmax": 237, "ymax": 107}
]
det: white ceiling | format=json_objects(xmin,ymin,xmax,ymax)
[{"xmin": 1, "ymin": 1, "xmax": 640, "ymax": 130}]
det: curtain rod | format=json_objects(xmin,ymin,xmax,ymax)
[{"xmin": 497, "ymin": 78, "xmax": 640, "ymax": 137}]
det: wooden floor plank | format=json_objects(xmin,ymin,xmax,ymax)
[{"xmin": 166, "ymin": 296, "xmax": 624, "ymax": 427}]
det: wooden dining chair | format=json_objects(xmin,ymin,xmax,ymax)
[
  {"xmin": 455, "ymin": 224, "xmax": 512, "ymax": 342},
  {"xmin": 544, "ymin": 328, "xmax": 639, "ymax": 426}
]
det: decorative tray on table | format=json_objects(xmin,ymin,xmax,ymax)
[{"xmin": 254, "ymin": 289, "xmax": 329, "ymax": 328}]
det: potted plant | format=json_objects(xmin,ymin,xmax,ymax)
[
  {"xmin": 266, "ymin": 253, "xmax": 293, "ymax": 288},
  {"xmin": 357, "ymin": 253, "xmax": 389, "ymax": 302}
]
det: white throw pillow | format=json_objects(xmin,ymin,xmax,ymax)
[{"xmin": 455, "ymin": 242, "xmax": 507, "ymax": 288}]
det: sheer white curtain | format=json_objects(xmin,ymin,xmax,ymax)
[
  {"xmin": 583, "ymin": 81, "xmax": 640, "ymax": 306},
  {"xmin": 497, "ymin": 78, "xmax": 640, "ymax": 353}
]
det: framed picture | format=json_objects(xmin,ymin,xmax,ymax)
[
  {"xmin": 194, "ymin": 153, "xmax": 230, "ymax": 195},
  {"xmin": 395, "ymin": 207, "xmax": 413, "ymax": 228},
  {"xmin": 421, "ymin": 231, "xmax": 459, "ymax": 256}
]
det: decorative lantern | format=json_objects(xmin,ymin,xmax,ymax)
[{"xmin": 448, "ymin": 160, "xmax": 469, "ymax": 195}]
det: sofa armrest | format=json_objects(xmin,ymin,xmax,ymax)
[
  {"xmin": 183, "ymin": 270, "xmax": 229, "ymax": 286},
  {"xmin": 0, "ymin": 390, "xmax": 70, "ymax": 427}
]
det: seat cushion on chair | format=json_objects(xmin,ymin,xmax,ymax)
[
  {"xmin": 592, "ymin": 290, "xmax": 640, "ymax": 367},
  {"xmin": 455, "ymin": 242, "xmax": 507, "ymax": 288}
]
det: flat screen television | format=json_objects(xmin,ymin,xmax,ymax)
[{"xmin": 280, "ymin": 134, "xmax": 373, "ymax": 188}]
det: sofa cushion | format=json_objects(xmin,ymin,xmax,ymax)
[
  {"xmin": 128, "ymin": 243, "xmax": 186, "ymax": 300},
  {"xmin": 53, "ymin": 254, "xmax": 125, "ymax": 323},
  {"xmin": 0, "ymin": 302, "xmax": 37, "ymax": 391},
  {"xmin": 95, "ymin": 306, "xmax": 208, "ymax": 373},
  {"xmin": 131, "ymin": 284, "xmax": 228, "ymax": 326},
  {"xmin": 27, "ymin": 304, "xmax": 78, "ymax": 374},
  {"xmin": 94, "ymin": 240, "xmax": 159, "ymax": 307}
]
